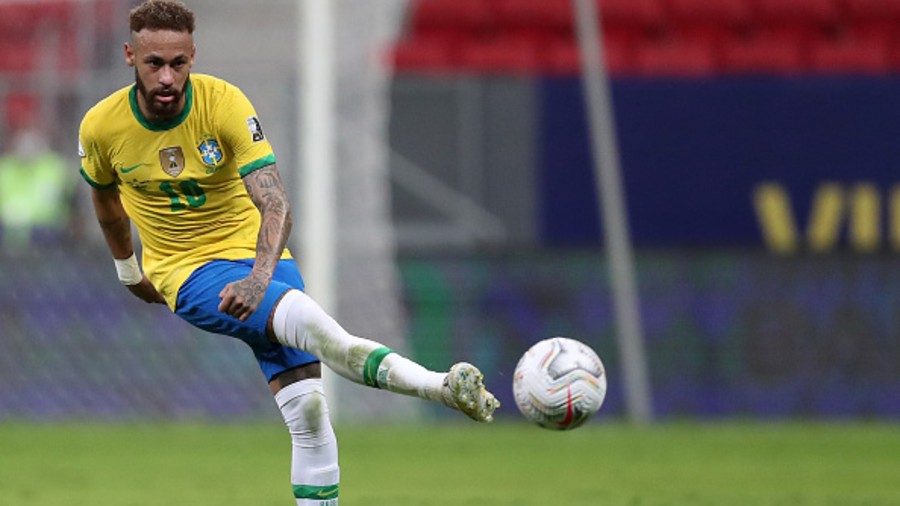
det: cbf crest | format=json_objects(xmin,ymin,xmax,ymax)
[
  {"xmin": 197, "ymin": 137, "xmax": 223, "ymax": 168},
  {"xmin": 159, "ymin": 146, "xmax": 185, "ymax": 177}
]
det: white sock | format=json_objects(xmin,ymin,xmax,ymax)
[
  {"xmin": 275, "ymin": 379, "xmax": 340, "ymax": 505},
  {"xmin": 272, "ymin": 289, "xmax": 446, "ymax": 402}
]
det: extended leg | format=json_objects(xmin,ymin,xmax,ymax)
[{"xmin": 271, "ymin": 289, "xmax": 499, "ymax": 422}]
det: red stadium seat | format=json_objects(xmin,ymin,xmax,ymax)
[
  {"xmin": 544, "ymin": 41, "xmax": 581, "ymax": 76},
  {"xmin": 808, "ymin": 35, "xmax": 891, "ymax": 74},
  {"xmin": 665, "ymin": 0, "xmax": 753, "ymax": 43},
  {"xmin": 888, "ymin": 38, "xmax": 900, "ymax": 71},
  {"xmin": 720, "ymin": 35, "xmax": 806, "ymax": 74},
  {"xmin": 0, "ymin": 5, "xmax": 41, "ymax": 39},
  {"xmin": 459, "ymin": 37, "xmax": 542, "ymax": 75},
  {"xmin": 843, "ymin": 0, "xmax": 900, "ymax": 18},
  {"xmin": 0, "ymin": 1, "xmax": 74, "ymax": 38},
  {"xmin": 0, "ymin": 40, "xmax": 38, "ymax": 73},
  {"xmin": 751, "ymin": 0, "xmax": 840, "ymax": 22},
  {"xmin": 599, "ymin": 0, "xmax": 665, "ymax": 25},
  {"xmin": 396, "ymin": 0, "xmax": 900, "ymax": 76},
  {"xmin": 494, "ymin": 0, "xmax": 573, "ymax": 39},
  {"xmin": 409, "ymin": 0, "xmax": 494, "ymax": 39},
  {"xmin": 598, "ymin": 0, "xmax": 667, "ymax": 44},
  {"xmin": 842, "ymin": 0, "xmax": 900, "ymax": 40},
  {"xmin": 391, "ymin": 37, "xmax": 457, "ymax": 74},
  {"xmin": 749, "ymin": 0, "xmax": 841, "ymax": 40},
  {"xmin": 544, "ymin": 35, "xmax": 633, "ymax": 76},
  {"xmin": 633, "ymin": 39, "xmax": 718, "ymax": 76},
  {"xmin": 490, "ymin": 0, "xmax": 567, "ymax": 54},
  {"xmin": 0, "ymin": 1, "xmax": 80, "ymax": 75}
]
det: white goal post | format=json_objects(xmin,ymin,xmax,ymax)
[
  {"xmin": 573, "ymin": 0, "xmax": 654, "ymax": 423},
  {"xmin": 295, "ymin": 0, "xmax": 417, "ymax": 422}
]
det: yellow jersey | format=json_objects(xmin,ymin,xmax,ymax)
[{"xmin": 78, "ymin": 73, "xmax": 291, "ymax": 309}]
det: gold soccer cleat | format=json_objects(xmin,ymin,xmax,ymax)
[{"xmin": 442, "ymin": 362, "xmax": 500, "ymax": 423}]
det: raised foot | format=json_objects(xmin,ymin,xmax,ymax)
[{"xmin": 442, "ymin": 362, "xmax": 500, "ymax": 423}]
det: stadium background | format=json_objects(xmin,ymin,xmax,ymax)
[{"xmin": 2, "ymin": 0, "xmax": 900, "ymax": 427}]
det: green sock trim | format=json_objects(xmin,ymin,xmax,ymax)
[
  {"xmin": 363, "ymin": 346, "xmax": 393, "ymax": 388},
  {"xmin": 293, "ymin": 484, "xmax": 339, "ymax": 500}
]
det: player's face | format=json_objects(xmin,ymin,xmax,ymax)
[{"xmin": 125, "ymin": 29, "xmax": 195, "ymax": 122}]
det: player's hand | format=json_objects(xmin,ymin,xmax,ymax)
[
  {"xmin": 218, "ymin": 272, "xmax": 268, "ymax": 321},
  {"xmin": 126, "ymin": 276, "xmax": 166, "ymax": 304}
]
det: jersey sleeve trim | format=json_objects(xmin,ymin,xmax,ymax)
[
  {"xmin": 80, "ymin": 167, "xmax": 116, "ymax": 189},
  {"xmin": 238, "ymin": 154, "xmax": 276, "ymax": 177}
]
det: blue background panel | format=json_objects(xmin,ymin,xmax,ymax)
[{"xmin": 538, "ymin": 76, "xmax": 900, "ymax": 247}]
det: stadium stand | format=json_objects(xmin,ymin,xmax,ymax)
[
  {"xmin": 720, "ymin": 35, "xmax": 806, "ymax": 74},
  {"xmin": 409, "ymin": 0, "xmax": 495, "ymax": 41},
  {"xmin": 808, "ymin": 32, "xmax": 893, "ymax": 73},
  {"xmin": 0, "ymin": 1, "xmax": 77, "ymax": 72},
  {"xmin": 544, "ymin": 36, "xmax": 633, "ymax": 76},
  {"xmin": 843, "ymin": 0, "xmax": 900, "ymax": 42},
  {"xmin": 391, "ymin": 0, "xmax": 900, "ymax": 76},
  {"xmin": 599, "ymin": 0, "xmax": 668, "ymax": 43},
  {"xmin": 665, "ymin": 0, "xmax": 754, "ymax": 45},
  {"xmin": 633, "ymin": 38, "xmax": 718, "ymax": 76},
  {"xmin": 0, "ymin": 40, "xmax": 37, "ymax": 74},
  {"xmin": 391, "ymin": 37, "xmax": 458, "ymax": 74},
  {"xmin": 493, "ymin": 0, "xmax": 574, "ymax": 41},
  {"xmin": 0, "ymin": 0, "xmax": 121, "ymax": 141},
  {"xmin": 459, "ymin": 36, "xmax": 544, "ymax": 75}
]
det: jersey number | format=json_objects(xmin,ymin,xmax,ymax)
[{"xmin": 160, "ymin": 180, "xmax": 207, "ymax": 211}]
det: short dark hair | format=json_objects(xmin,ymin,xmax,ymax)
[{"xmin": 129, "ymin": 0, "xmax": 195, "ymax": 34}]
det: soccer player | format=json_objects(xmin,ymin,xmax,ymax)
[{"xmin": 77, "ymin": 1, "xmax": 499, "ymax": 504}]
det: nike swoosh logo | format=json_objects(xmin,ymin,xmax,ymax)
[
  {"xmin": 121, "ymin": 163, "xmax": 144, "ymax": 173},
  {"xmin": 316, "ymin": 487, "xmax": 339, "ymax": 498}
]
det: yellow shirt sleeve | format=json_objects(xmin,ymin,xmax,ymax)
[
  {"xmin": 78, "ymin": 114, "xmax": 116, "ymax": 189},
  {"xmin": 216, "ymin": 84, "xmax": 276, "ymax": 176}
]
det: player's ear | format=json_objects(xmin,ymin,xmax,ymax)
[{"xmin": 124, "ymin": 42, "xmax": 135, "ymax": 67}]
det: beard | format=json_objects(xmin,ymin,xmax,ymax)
[{"xmin": 135, "ymin": 71, "xmax": 187, "ymax": 122}]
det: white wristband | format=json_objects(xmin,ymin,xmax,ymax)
[{"xmin": 114, "ymin": 253, "xmax": 143, "ymax": 286}]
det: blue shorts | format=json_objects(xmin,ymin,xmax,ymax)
[{"xmin": 175, "ymin": 258, "xmax": 319, "ymax": 382}]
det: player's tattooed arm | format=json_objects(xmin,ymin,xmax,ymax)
[
  {"xmin": 218, "ymin": 164, "xmax": 292, "ymax": 321},
  {"xmin": 244, "ymin": 165, "xmax": 292, "ymax": 270}
]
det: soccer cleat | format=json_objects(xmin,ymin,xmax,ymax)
[{"xmin": 442, "ymin": 362, "xmax": 500, "ymax": 423}]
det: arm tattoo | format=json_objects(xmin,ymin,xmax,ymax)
[{"xmin": 243, "ymin": 165, "xmax": 292, "ymax": 280}]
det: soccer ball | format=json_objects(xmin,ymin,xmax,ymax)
[{"xmin": 513, "ymin": 337, "xmax": 607, "ymax": 430}]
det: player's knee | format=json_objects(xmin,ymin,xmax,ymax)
[
  {"xmin": 273, "ymin": 289, "xmax": 334, "ymax": 350},
  {"xmin": 278, "ymin": 379, "xmax": 334, "ymax": 444},
  {"xmin": 296, "ymin": 388, "xmax": 328, "ymax": 434}
]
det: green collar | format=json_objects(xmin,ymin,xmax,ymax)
[{"xmin": 129, "ymin": 79, "xmax": 193, "ymax": 131}]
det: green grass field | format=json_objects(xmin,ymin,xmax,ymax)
[{"xmin": 1, "ymin": 421, "xmax": 899, "ymax": 505}]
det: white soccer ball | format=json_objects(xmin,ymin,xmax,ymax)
[{"xmin": 513, "ymin": 337, "xmax": 607, "ymax": 430}]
